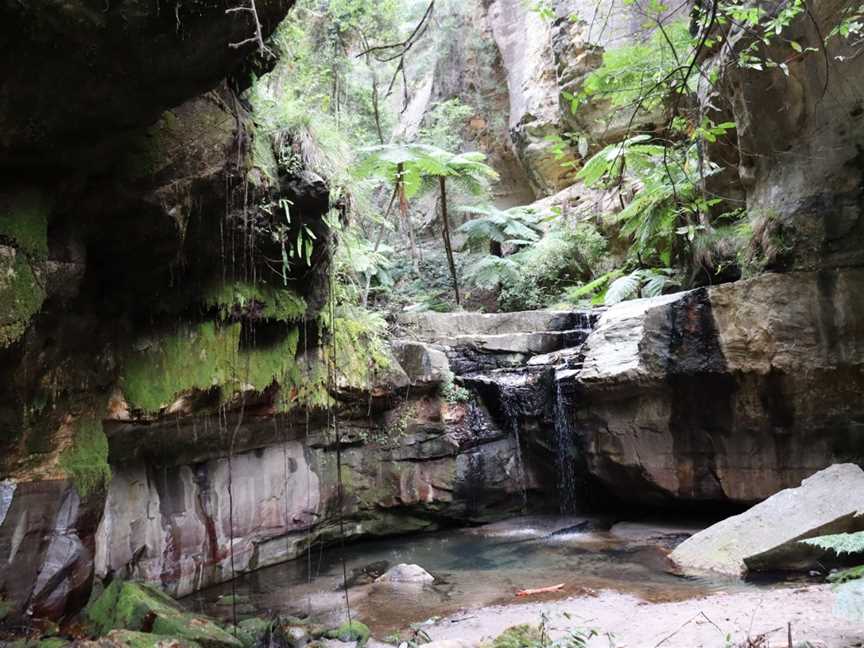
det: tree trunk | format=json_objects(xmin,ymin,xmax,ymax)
[{"xmin": 439, "ymin": 176, "xmax": 461, "ymax": 306}]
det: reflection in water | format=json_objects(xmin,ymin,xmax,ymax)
[{"xmin": 182, "ymin": 516, "xmax": 766, "ymax": 634}]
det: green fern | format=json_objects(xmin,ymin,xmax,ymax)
[
  {"xmin": 463, "ymin": 255, "xmax": 520, "ymax": 289},
  {"xmin": 457, "ymin": 204, "xmax": 545, "ymax": 251},
  {"xmin": 604, "ymin": 268, "xmax": 678, "ymax": 306},
  {"xmin": 802, "ymin": 531, "xmax": 864, "ymax": 555}
]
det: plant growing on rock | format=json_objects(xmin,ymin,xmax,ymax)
[{"xmin": 802, "ymin": 531, "xmax": 864, "ymax": 622}]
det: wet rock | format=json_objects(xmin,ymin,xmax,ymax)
[
  {"xmin": 0, "ymin": 480, "xmax": 98, "ymax": 621},
  {"xmin": 375, "ymin": 564, "xmax": 435, "ymax": 584},
  {"xmin": 85, "ymin": 580, "xmax": 242, "ymax": 648},
  {"xmin": 571, "ymin": 270, "xmax": 864, "ymax": 505},
  {"xmin": 670, "ymin": 464, "xmax": 864, "ymax": 575},
  {"xmin": 342, "ymin": 561, "xmax": 390, "ymax": 589}
]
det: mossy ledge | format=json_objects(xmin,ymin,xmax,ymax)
[{"xmin": 59, "ymin": 416, "xmax": 111, "ymax": 497}]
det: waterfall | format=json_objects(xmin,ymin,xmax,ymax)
[
  {"xmin": 553, "ymin": 378, "xmax": 579, "ymax": 514},
  {"xmin": 501, "ymin": 393, "xmax": 528, "ymax": 513}
]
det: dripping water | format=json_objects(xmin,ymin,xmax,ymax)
[
  {"xmin": 500, "ymin": 388, "xmax": 528, "ymax": 513},
  {"xmin": 554, "ymin": 379, "xmax": 579, "ymax": 514}
]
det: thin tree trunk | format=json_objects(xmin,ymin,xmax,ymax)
[{"xmin": 439, "ymin": 177, "xmax": 461, "ymax": 306}]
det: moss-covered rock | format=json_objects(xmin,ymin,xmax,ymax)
[
  {"xmin": 204, "ymin": 282, "xmax": 307, "ymax": 323},
  {"xmin": 6, "ymin": 639, "xmax": 69, "ymax": 648},
  {"xmin": 85, "ymin": 580, "xmax": 242, "ymax": 648},
  {"xmin": 0, "ymin": 246, "xmax": 46, "ymax": 348},
  {"xmin": 324, "ymin": 620, "xmax": 370, "ymax": 645},
  {"xmin": 232, "ymin": 618, "xmax": 271, "ymax": 648},
  {"xmin": 120, "ymin": 322, "xmax": 300, "ymax": 414},
  {"xmin": 58, "ymin": 416, "xmax": 111, "ymax": 497},
  {"xmin": 0, "ymin": 187, "xmax": 51, "ymax": 260}
]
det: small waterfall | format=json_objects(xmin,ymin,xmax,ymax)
[
  {"xmin": 501, "ymin": 393, "xmax": 528, "ymax": 513},
  {"xmin": 553, "ymin": 378, "xmax": 579, "ymax": 514}
]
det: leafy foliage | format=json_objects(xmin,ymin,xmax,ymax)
[
  {"xmin": 802, "ymin": 530, "xmax": 864, "ymax": 622},
  {"xmin": 604, "ymin": 268, "xmax": 679, "ymax": 306},
  {"xmin": 457, "ymin": 204, "xmax": 547, "ymax": 252},
  {"xmin": 802, "ymin": 531, "xmax": 864, "ymax": 556},
  {"xmin": 494, "ymin": 221, "xmax": 609, "ymax": 311},
  {"xmin": 566, "ymin": 20, "xmax": 694, "ymax": 116}
]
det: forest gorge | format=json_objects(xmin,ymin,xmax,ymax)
[{"xmin": 1, "ymin": 0, "xmax": 864, "ymax": 646}]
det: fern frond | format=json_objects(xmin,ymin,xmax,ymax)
[{"xmin": 802, "ymin": 531, "xmax": 864, "ymax": 556}]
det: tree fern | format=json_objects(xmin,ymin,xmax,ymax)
[{"xmin": 457, "ymin": 204, "xmax": 545, "ymax": 251}]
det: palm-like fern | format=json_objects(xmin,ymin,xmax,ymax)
[
  {"xmin": 357, "ymin": 143, "xmax": 499, "ymax": 305},
  {"xmin": 456, "ymin": 204, "xmax": 547, "ymax": 253},
  {"xmin": 604, "ymin": 268, "xmax": 679, "ymax": 305}
]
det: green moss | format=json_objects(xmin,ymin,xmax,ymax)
[
  {"xmin": 0, "ymin": 248, "xmax": 47, "ymax": 348},
  {"xmin": 122, "ymin": 322, "xmax": 301, "ymax": 414},
  {"xmin": 325, "ymin": 621, "xmax": 370, "ymax": 646},
  {"xmin": 86, "ymin": 580, "xmax": 241, "ymax": 648},
  {"xmin": 489, "ymin": 625, "xmax": 542, "ymax": 648},
  {"xmin": 203, "ymin": 282, "xmax": 306, "ymax": 323},
  {"xmin": 0, "ymin": 188, "xmax": 51, "ymax": 260},
  {"xmin": 0, "ymin": 595, "xmax": 11, "ymax": 621},
  {"xmin": 232, "ymin": 619, "xmax": 271, "ymax": 648},
  {"xmin": 59, "ymin": 416, "xmax": 111, "ymax": 497}
]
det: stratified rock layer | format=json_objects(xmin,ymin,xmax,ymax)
[{"xmin": 570, "ymin": 270, "xmax": 864, "ymax": 505}]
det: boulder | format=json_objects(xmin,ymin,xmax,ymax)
[
  {"xmin": 391, "ymin": 341, "xmax": 450, "ymax": 388},
  {"xmin": 85, "ymin": 580, "xmax": 242, "ymax": 648},
  {"xmin": 670, "ymin": 464, "xmax": 864, "ymax": 575},
  {"xmin": 374, "ymin": 564, "xmax": 435, "ymax": 584}
]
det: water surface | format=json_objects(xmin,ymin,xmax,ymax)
[{"xmin": 183, "ymin": 516, "xmax": 772, "ymax": 634}]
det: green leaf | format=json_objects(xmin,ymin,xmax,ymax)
[
  {"xmin": 802, "ymin": 531, "xmax": 864, "ymax": 555},
  {"xmin": 604, "ymin": 271, "xmax": 642, "ymax": 305}
]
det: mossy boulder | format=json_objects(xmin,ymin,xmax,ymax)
[
  {"xmin": 324, "ymin": 620, "xmax": 370, "ymax": 645},
  {"xmin": 232, "ymin": 618, "xmax": 271, "ymax": 648},
  {"xmin": 85, "ymin": 580, "xmax": 242, "ymax": 648}
]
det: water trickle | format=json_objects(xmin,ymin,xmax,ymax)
[
  {"xmin": 553, "ymin": 379, "xmax": 579, "ymax": 514},
  {"xmin": 501, "ymin": 393, "xmax": 528, "ymax": 513}
]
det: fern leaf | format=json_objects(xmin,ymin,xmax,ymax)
[
  {"xmin": 604, "ymin": 271, "xmax": 642, "ymax": 305},
  {"xmin": 802, "ymin": 531, "xmax": 864, "ymax": 555}
]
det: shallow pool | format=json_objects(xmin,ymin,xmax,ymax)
[{"xmin": 182, "ymin": 515, "xmax": 774, "ymax": 635}]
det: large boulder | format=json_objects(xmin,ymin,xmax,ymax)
[
  {"xmin": 569, "ymin": 269, "xmax": 864, "ymax": 505},
  {"xmin": 85, "ymin": 580, "xmax": 242, "ymax": 648},
  {"xmin": 670, "ymin": 464, "xmax": 864, "ymax": 575}
]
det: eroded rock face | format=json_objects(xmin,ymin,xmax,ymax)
[
  {"xmin": 570, "ymin": 269, "xmax": 864, "ymax": 506},
  {"xmin": 670, "ymin": 464, "xmax": 864, "ymax": 575},
  {"xmin": 703, "ymin": 0, "xmax": 864, "ymax": 271},
  {"xmin": 482, "ymin": 0, "xmax": 680, "ymax": 195}
]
